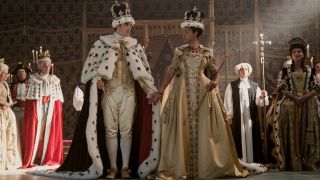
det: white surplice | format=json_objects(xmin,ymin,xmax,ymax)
[{"xmin": 224, "ymin": 78, "xmax": 268, "ymax": 163}]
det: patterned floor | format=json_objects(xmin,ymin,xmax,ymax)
[{"xmin": 0, "ymin": 169, "xmax": 319, "ymax": 180}]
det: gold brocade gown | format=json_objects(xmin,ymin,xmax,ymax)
[
  {"xmin": 279, "ymin": 73, "xmax": 320, "ymax": 171},
  {"xmin": 0, "ymin": 82, "xmax": 22, "ymax": 169},
  {"xmin": 267, "ymin": 69, "xmax": 320, "ymax": 171},
  {"xmin": 157, "ymin": 46, "xmax": 248, "ymax": 179}
]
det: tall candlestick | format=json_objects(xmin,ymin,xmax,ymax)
[
  {"xmin": 35, "ymin": 51, "xmax": 38, "ymax": 64},
  {"xmin": 51, "ymin": 63, "xmax": 54, "ymax": 75},
  {"xmin": 32, "ymin": 50, "xmax": 35, "ymax": 65},
  {"xmin": 9, "ymin": 74, "xmax": 12, "ymax": 84},
  {"xmin": 306, "ymin": 44, "xmax": 310, "ymax": 58}
]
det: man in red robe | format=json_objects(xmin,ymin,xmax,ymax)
[{"xmin": 21, "ymin": 48, "xmax": 64, "ymax": 168}]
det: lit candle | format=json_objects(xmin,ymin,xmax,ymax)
[
  {"xmin": 306, "ymin": 44, "xmax": 310, "ymax": 58},
  {"xmin": 35, "ymin": 51, "xmax": 38, "ymax": 64},
  {"xmin": 32, "ymin": 50, "xmax": 35, "ymax": 65},
  {"xmin": 51, "ymin": 63, "xmax": 54, "ymax": 75},
  {"xmin": 310, "ymin": 57, "xmax": 314, "ymax": 68},
  {"xmin": 28, "ymin": 62, "xmax": 31, "ymax": 67}
]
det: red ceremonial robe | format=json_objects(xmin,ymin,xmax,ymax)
[
  {"xmin": 27, "ymin": 80, "xmax": 161, "ymax": 179},
  {"xmin": 21, "ymin": 98, "xmax": 64, "ymax": 168}
]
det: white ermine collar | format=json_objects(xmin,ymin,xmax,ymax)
[{"xmin": 100, "ymin": 33, "xmax": 137, "ymax": 49}]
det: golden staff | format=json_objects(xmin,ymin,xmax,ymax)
[
  {"xmin": 32, "ymin": 50, "xmax": 35, "ymax": 71},
  {"xmin": 198, "ymin": 59, "xmax": 226, "ymax": 108}
]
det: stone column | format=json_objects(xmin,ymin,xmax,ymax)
[
  {"xmin": 207, "ymin": 0, "xmax": 215, "ymax": 50},
  {"xmin": 144, "ymin": 24, "xmax": 149, "ymax": 49}
]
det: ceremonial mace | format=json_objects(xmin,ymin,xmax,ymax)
[{"xmin": 253, "ymin": 33, "xmax": 271, "ymax": 161}]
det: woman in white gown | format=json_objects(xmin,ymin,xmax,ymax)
[{"xmin": 0, "ymin": 59, "xmax": 22, "ymax": 170}]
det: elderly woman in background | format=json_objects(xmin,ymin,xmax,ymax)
[
  {"xmin": 224, "ymin": 63, "xmax": 268, "ymax": 164},
  {"xmin": 0, "ymin": 58, "xmax": 22, "ymax": 170}
]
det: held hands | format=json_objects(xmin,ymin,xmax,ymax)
[
  {"xmin": 286, "ymin": 93, "xmax": 308, "ymax": 106},
  {"xmin": 148, "ymin": 91, "xmax": 163, "ymax": 104},
  {"xmin": 97, "ymin": 79, "xmax": 108, "ymax": 95},
  {"xmin": 260, "ymin": 90, "xmax": 268, "ymax": 98},
  {"xmin": 293, "ymin": 95, "xmax": 308, "ymax": 106},
  {"xmin": 97, "ymin": 79, "xmax": 105, "ymax": 90},
  {"xmin": 0, "ymin": 102, "xmax": 11, "ymax": 109}
]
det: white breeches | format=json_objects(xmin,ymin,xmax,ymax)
[{"xmin": 101, "ymin": 86, "xmax": 136, "ymax": 138}]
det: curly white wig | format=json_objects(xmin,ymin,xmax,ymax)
[
  {"xmin": 234, "ymin": 63, "xmax": 252, "ymax": 76},
  {"xmin": 0, "ymin": 63, "xmax": 9, "ymax": 73}
]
